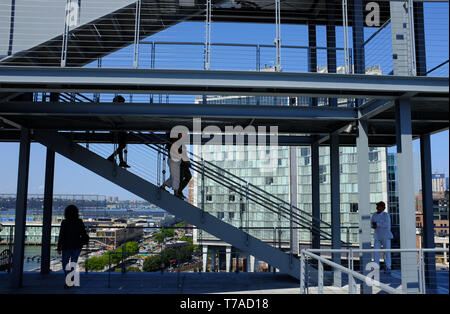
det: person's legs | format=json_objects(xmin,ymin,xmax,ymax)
[
  {"xmin": 179, "ymin": 161, "xmax": 192, "ymax": 194},
  {"xmin": 171, "ymin": 160, "xmax": 181, "ymax": 196},
  {"xmin": 70, "ymin": 249, "xmax": 82, "ymax": 265},
  {"xmin": 383, "ymin": 239, "xmax": 391, "ymax": 270},
  {"xmin": 374, "ymin": 239, "xmax": 381, "ymax": 267},
  {"xmin": 62, "ymin": 250, "xmax": 71, "ymax": 276}
]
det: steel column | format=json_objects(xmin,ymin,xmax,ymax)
[
  {"xmin": 395, "ymin": 99, "xmax": 420, "ymax": 293},
  {"xmin": 289, "ymin": 146, "xmax": 299, "ymax": 256},
  {"xmin": 40, "ymin": 148, "xmax": 55, "ymax": 275},
  {"xmin": 311, "ymin": 141, "xmax": 320, "ymax": 249},
  {"xmin": 330, "ymin": 133, "xmax": 342, "ymax": 286},
  {"xmin": 225, "ymin": 246, "xmax": 231, "ymax": 272},
  {"xmin": 356, "ymin": 119, "xmax": 372, "ymax": 294},
  {"xmin": 420, "ymin": 134, "xmax": 437, "ymax": 292},
  {"xmin": 202, "ymin": 245, "xmax": 208, "ymax": 272},
  {"xmin": 10, "ymin": 127, "xmax": 30, "ymax": 288}
]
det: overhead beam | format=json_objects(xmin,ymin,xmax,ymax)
[
  {"xmin": 0, "ymin": 101, "xmax": 358, "ymax": 121},
  {"xmin": 0, "ymin": 67, "xmax": 447, "ymax": 99}
]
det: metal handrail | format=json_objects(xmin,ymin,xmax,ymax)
[
  {"xmin": 145, "ymin": 140, "xmax": 326, "ymax": 238},
  {"xmin": 301, "ymin": 250, "xmax": 402, "ymax": 294},
  {"xmin": 134, "ymin": 131, "xmax": 341, "ymax": 244},
  {"xmin": 136, "ymin": 132, "xmax": 333, "ymax": 229},
  {"xmin": 300, "ymin": 248, "xmax": 449, "ymax": 294}
]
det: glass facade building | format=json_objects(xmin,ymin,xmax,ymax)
[{"xmin": 192, "ymin": 95, "xmax": 389, "ymax": 247}]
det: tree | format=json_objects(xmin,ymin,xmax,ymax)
[{"xmin": 143, "ymin": 254, "xmax": 163, "ymax": 272}]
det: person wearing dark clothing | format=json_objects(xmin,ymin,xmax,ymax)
[
  {"xmin": 57, "ymin": 205, "xmax": 89, "ymax": 288},
  {"xmin": 179, "ymin": 160, "xmax": 192, "ymax": 199},
  {"xmin": 107, "ymin": 95, "xmax": 130, "ymax": 168}
]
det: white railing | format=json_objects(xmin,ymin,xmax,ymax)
[{"xmin": 300, "ymin": 248, "xmax": 449, "ymax": 294}]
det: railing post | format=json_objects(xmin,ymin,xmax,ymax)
[
  {"xmin": 108, "ymin": 251, "xmax": 111, "ymax": 288},
  {"xmin": 300, "ymin": 251, "xmax": 306, "ymax": 294},
  {"xmin": 348, "ymin": 249, "xmax": 357, "ymax": 293},
  {"xmin": 61, "ymin": 0, "xmax": 70, "ymax": 67},
  {"xmin": 201, "ymin": 160, "xmax": 205, "ymax": 224},
  {"xmin": 419, "ymin": 249, "xmax": 426, "ymax": 294},
  {"xmin": 318, "ymin": 259, "xmax": 324, "ymax": 294},
  {"xmin": 85, "ymin": 226, "xmax": 89, "ymax": 274}
]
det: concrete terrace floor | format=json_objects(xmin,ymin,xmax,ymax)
[{"xmin": 0, "ymin": 272, "xmax": 301, "ymax": 294}]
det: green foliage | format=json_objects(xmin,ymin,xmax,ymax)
[
  {"xmin": 173, "ymin": 221, "xmax": 186, "ymax": 228},
  {"xmin": 153, "ymin": 229, "xmax": 176, "ymax": 243},
  {"xmin": 126, "ymin": 266, "xmax": 141, "ymax": 272},
  {"xmin": 142, "ymin": 254, "xmax": 163, "ymax": 272},
  {"xmin": 83, "ymin": 241, "xmax": 139, "ymax": 271},
  {"xmin": 142, "ymin": 242, "xmax": 195, "ymax": 272}
]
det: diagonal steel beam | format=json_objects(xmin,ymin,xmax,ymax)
[
  {"xmin": 32, "ymin": 129, "xmax": 301, "ymax": 279},
  {"xmin": 359, "ymin": 99, "xmax": 395, "ymax": 120}
]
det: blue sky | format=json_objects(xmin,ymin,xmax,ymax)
[{"xmin": 0, "ymin": 3, "xmax": 448, "ymax": 200}]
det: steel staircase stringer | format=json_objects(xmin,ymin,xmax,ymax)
[{"xmin": 33, "ymin": 130, "xmax": 300, "ymax": 280}]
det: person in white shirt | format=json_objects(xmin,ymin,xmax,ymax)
[{"xmin": 371, "ymin": 201, "xmax": 393, "ymax": 273}]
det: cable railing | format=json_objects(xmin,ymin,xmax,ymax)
[
  {"xmin": 1, "ymin": 0, "xmax": 443, "ymax": 82},
  {"xmin": 132, "ymin": 131, "xmax": 341, "ymax": 244}
]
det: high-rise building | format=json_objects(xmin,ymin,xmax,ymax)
[
  {"xmin": 192, "ymin": 93, "xmax": 389, "ymax": 248},
  {"xmin": 432, "ymin": 173, "xmax": 446, "ymax": 193},
  {"xmin": 387, "ymin": 153, "xmax": 399, "ymax": 225}
]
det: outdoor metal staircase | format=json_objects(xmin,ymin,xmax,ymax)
[
  {"xmin": 133, "ymin": 131, "xmax": 341, "ymax": 247},
  {"xmin": 33, "ymin": 129, "xmax": 303, "ymax": 279}
]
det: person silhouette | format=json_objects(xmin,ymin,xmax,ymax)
[
  {"xmin": 371, "ymin": 201, "xmax": 393, "ymax": 274},
  {"xmin": 107, "ymin": 95, "xmax": 130, "ymax": 168},
  {"xmin": 57, "ymin": 205, "xmax": 89, "ymax": 289}
]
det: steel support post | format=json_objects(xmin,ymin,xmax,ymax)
[
  {"xmin": 10, "ymin": 127, "xmax": 30, "ymax": 288},
  {"xmin": 289, "ymin": 146, "xmax": 299, "ymax": 256},
  {"xmin": 226, "ymin": 246, "xmax": 231, "ymax": 272},
  {"xmin": 357, "ymin": 119, "xmax": 372, "ymax": 294},
  {"xmin": 311, "ymin": 141, "xmax": 320, "ymax": 249},
  {"xmin": 40, "ymin": 148, "xmax": 55, "ymax": 275},
  {"xmin": 420, "ymin": 134, "xmax": 436, "ymax": 292},
  {"xmin": 396, "ymin": 99, "xmax": 420, "ymax": 293},
  {"xmin": 202, "ymin": 245, "xmax": 208, "ymax": 272},
  {"xmin": 330, "ymin": 133, "xmax": 342, "ymax": 286}
]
